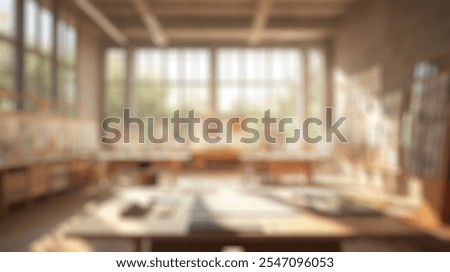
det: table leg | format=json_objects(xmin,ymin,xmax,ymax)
[
  {"xmin": 135, "ymin": 238, "xmax": 152, "ymax": 252},
  {"xmin": 134, "ymin": 238, "xmax": 142, "ymax": 252}
]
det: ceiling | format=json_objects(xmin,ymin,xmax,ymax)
[{"xmin": 73, "ymin": 0, "xmax": 361, "ymax": 47}]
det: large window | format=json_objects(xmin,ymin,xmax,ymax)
[
  {"xmin": 105, "ymin": 48, "xmax": 126, "ymax": 118},
  {"xmin": 105, "ymin": 47, "xmax": 326, "ymax": 124},
  {"xmin": 0, "ymin": 0, "xmax": 15, "ymax": 37},
  {"xmin": 134, "ymin": 48, "xmax": 210, "ymax": 117},
  {"xmin": 57, "ymin": 19, "xmax": 78, "ymax": 116},
  {"xmin": 217, "ymin": 48, "xmax": 302, "ymax": 117},
  {"xmin": 307, "ymin": 47, "xmax": 326, "ymax": 119},
  {"xmin": 24, "ymin": 0, "xmax": 53, "ymax": 111},
  {"xmin": 0, "ymin": 0, "xmax": 78, "ymax": 114},
  {"xmin": 307, "ymin": 47, "xmax": 326, "ymax": 138},
  {"xmin": 0, "ymin": 0, "xmax": 16, "ymax": 111}
]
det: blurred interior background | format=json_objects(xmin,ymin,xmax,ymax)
[{"xmin": 0, "ymin": 0, "xmax": 449, "ymax": 252}]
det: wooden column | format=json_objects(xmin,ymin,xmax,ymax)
[
  {"xmin": 15, "ymin": 0, "xmax": 25, "ymax": 110},
  {"xmin": 51, "ymin": 0, "xmax": 60, "ymax": 112},
  {"xmin": 125, "ymin": 46, "xmax": 136, "ymax": 115},
  {"xmin": 324, "ymin": 39, "xmax": 334, "ymax": 118},
  {"xmin": 99, "ymin": 44, "xmax": 107, "ymax": 119}
]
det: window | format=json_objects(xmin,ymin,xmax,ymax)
[
  {"xmin": 307, "ymin": 47, "xmax": 326, "ymax": 119},
  {"xmin": 22, "ymin": 0, "xmax": 78, "ymax": 114},
  {"xmin": 0, "ymin": 42, "xmax": 15, "ymax": 91},
  {"xmin": 105, "ymin": 48, "xmax": 126, "ymax": 118},
  {"xmin": 24, "ymin": 0, "xmax": 54, "ymax": 111},
  {"xmin": 24, "ymin": 0, "xmax": 37, "ymax": 48},
  {"xmin": 217, "ymin": 48, "xmax": 302, "ymax": 118},
  {"xmin": 104, "ymin": 47, "xmax": 326, "ymax": 118},
  {"xmin": 0, "ymin": 0, "xmax": 78, "ymax": 114},
  {"xmin": 102, "ymin": 46, "xmax": 329, "ymax": 149},
  {"xmin": 134, "ymin": 48, "xmax": 210, "ymax": 117},
  {"xmin": 0, "ymin": 0, "xmax": 16, "ymax": 111},
  {"xmin": 306, "ymin": 47, "xmax": 326, "ymax": 138},
  {"xmin": 57, "ymin": 20, "xmax": 77, "ymax": 116},
  {"xmin": 40, "ymin": 8, "xmax": 53, "ymax": 55},
  {"xmin": 24, "ymin": 0, "xmax": 39, "ymax": 111},
  {"xmin": 0, "ymin": 0, "xmax": 15, "ymax": 37},
  {"xmin": 104, "ymin": 46, "xmax": 327, "ymax": 142}
]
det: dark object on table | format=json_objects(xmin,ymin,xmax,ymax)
[{"xmin": 121, "ymin": 203, "xmax": 152, "ymax": 218}]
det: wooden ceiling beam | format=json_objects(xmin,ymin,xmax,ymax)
[
  {"xmin": 94, "ymin": 0, "xmax": 353, "ymax": 18},
  {"xmin": 249, "ymin": 0, "xmax": 272, "ymax": 45},
  {"xmin": 74, "ymin": 0, "xmax": 127, "ymax": 46},
  {"xmin": 123, "ymin": 27, "xmax": 333, "ymax": 42},
  {"xmin": 147, "ymin": 0, "xmax": 351, "ymax": 3},
  {"xmin": 151, "ymin": 7, "xmax": 253, "ymax": 17},
  {"xmin": 272, "ymin": 5, "xmax": 347, "ymax": 17},
  {"xmin": 102, "ymin": 8, "xmax": 345, "ymax": 19},
  {"xmin": 131, "ymin": 0, "xmax": 168, "ymax": 47},
  {"xmin": 102, "ymin": 9, "xmax": 136, "ymax": 16},
  {"xmin": 168, "ymin": 28, "xmax": 250, "ymax": 41}
]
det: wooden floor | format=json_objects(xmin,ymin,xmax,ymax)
[
  {"xmin": 0, "ymin": 188, "xmax": 134, "ymax": 252},
  {"xmin": 0, "ymin": 173, "xmax": 449, "ymax": 252}
]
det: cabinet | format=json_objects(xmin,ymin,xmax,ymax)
[
  {"xmin": 0, "ymin": 159, "xmax": 97, "ymax": 219},
  {"xmin": 2, "ymin": 168, "xmax": 27, "ymax": 205},
  {"xmin": 28, "ymin": 164, "xmax": 50, "ymax": 198}
]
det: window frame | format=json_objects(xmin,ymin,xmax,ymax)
[
  {"xmin": 23, "ymin": 0, "xmax": 54, "ymax": 111},
  {"xmin": 0, "ymin": 0, "xmax": 17, "ymax": 111},
  {"xmin": 0, "ymin": 0, "xmax": 79, "ymax": 116},
  {"xmin": 103, "ymin": 45, "xmax": 328, "ymax": 122}
]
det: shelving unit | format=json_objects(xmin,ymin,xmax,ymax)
[
  {"xmin": 404, "ymin": 52, "xmax": 450, "ymax": 225},
  {"xmin": 0, "ymin": 109, "xmax": 99, "ymax": 218},
  {"xmin": 0, "ymin": 157, "xmax": 98, "ymax": 219}
]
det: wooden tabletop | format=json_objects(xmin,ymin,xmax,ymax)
[
  {"xmin": 96, "ymin": 150, "xmax": 192, "ymax": 162},
  {"xmin": 239, "ymin": 150, "xmax": 332, "ymax": 162},
  {"xmin": 68, "ymin": 182, "xmax": 423, "ymax": 240}
]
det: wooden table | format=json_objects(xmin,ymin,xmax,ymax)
[
  {"xmin": 97, "ymin": 150, "xmax": 192, "ymax": 184},
  {"xmin": 191, "ymin": 148, "xmax": 240, "ymax": 170},
  {"xmin": 67, "ymin": 183, "xmax": 424, "ymax": 251},
  {"xmin": 239, "ymin": 150, "xmax": 331, "ymax": 185},
  {"xmin": 97, "ymin": 150, "xmax": 192, "ymax": 166}
]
